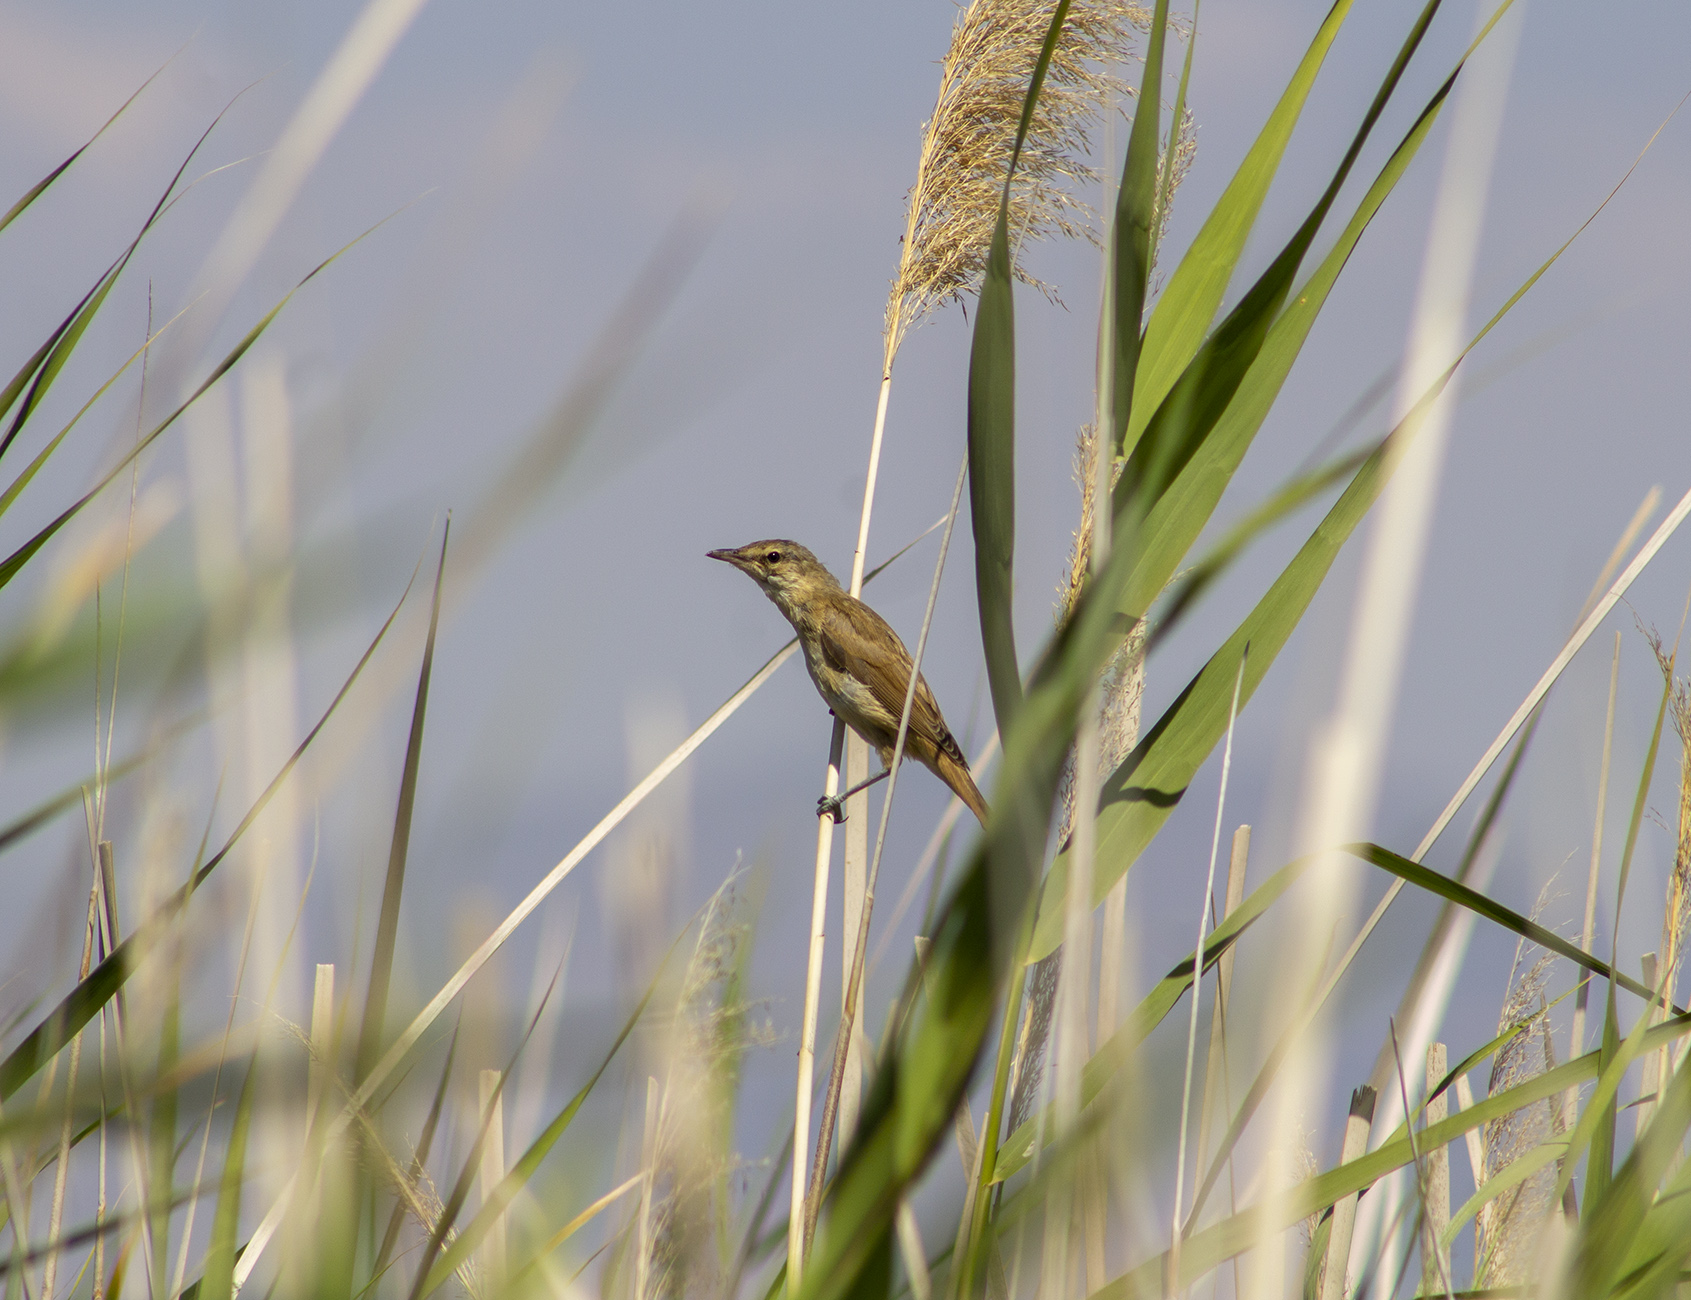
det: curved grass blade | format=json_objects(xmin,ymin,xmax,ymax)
[
  {"xmin": 356, "ymin": 517, "xmax": 450, "ymax": 1081},
  {"xmin": 0, "ymin": 563, "xmax": 419, "ymax": 1101},
  {"xmin": 0, "ymin": 101, "xmax": 236, "ymax": 459},
  {"xmin": 0, "ymin": 217, "xmax": 389, "ymax": 594},
  {"xmin": 966, "ymin": 0, "xmax": 1074, "ymax": 732},
  {"xmin": 0, "ymin": 60, "xmax": 170, "ymax": 236}
]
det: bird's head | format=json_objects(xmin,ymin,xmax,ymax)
[{"xmin": 707, "ymin": 539, "xmax": 842, "ymax": 613}]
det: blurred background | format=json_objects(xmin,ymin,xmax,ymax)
[{"xmin": 1, "ymin": 0, "xmax": 1690, "ymax": 1282}]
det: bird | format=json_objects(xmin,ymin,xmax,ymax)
[{"xmin": 707, "ymin": 539, "xmax": 989, "ymax": 825}]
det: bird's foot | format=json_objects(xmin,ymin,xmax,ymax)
[{"xmin": 817, "ymin": 793, "xmax": 847, "ymax": 824}]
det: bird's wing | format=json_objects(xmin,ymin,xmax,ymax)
[{"xmin": 818, "ymin": 598, "xmax": 952, "ymax": 751}]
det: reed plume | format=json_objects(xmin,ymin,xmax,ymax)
[
  {"xmin": 1645, "ymin": 632, "xmax": 1691, "ymax": 998},
  {"xmin": 1477, "ymin": 884, "xmax": 1561, "ymax": 1287},
  {"xmin": 882, "ymin": 0, "xmax": 1161, "ymax": 375}
]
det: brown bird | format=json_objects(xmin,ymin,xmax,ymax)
[{"xmin": 708, "ymin": 540, "xmax": 989, "ymax": 825}]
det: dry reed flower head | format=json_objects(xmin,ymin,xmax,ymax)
[
  {"xmin": 1054, "ymin": 422, "xmax": 1146, "ymax": 841},
  {"xmin": 634, "ymin": 874, "xmax": 773, "ymax": 1299},
  {"xmin": 1478, "ymin": 881, "xmax": 1563, "ymax": 1287},
  {"xmin": 1644, "ymin": 625, "xmax": 1691, "ymax": 997},
  {"xmin": 883, "ymin": 0, "xmax": 1186, "ymax": 369}
]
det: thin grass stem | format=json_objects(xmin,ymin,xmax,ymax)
[{"xmin": 1170, "ymin": 653, "xmax": 1245, "ymax": 1288}]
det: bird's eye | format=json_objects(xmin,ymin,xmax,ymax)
[{"xmin": 765, "ymin": 550, "xmax": 782, "ymax": 564}]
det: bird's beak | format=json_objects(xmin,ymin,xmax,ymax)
[{"xmin": 707, "ymin": 548, "xmax": 751, "ymax": 572}]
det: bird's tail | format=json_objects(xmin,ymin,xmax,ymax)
[{"xmin": 932, "ymin": 747, "xmax": 990, "ymax": 825}]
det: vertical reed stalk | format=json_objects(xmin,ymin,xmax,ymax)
[
  {"xmin": 478, "ymin": 1068, "xmax": 508, "ymax": 1287},
  {"xmin": 1420, "ymin": 1043, "xmax": 1450, "ymax": 1295},
  {"xmin": 1170, "ymin": 657, "xmax": 1244, "ymax": 1288},
  {"xmin": 38, "ymin": 874, "xmax": 102, "ymax": 1300},
  {"xmin": 1568, "ymin": 632, "xmax": 1621, "ymax": 1128},
  {"xmin": 804, "ymin": 454, "xmax": 971, "ymax": 1255}
]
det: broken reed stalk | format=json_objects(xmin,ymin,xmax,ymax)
[{"xmin": 791, "ymin": 2, "xmax": 1155, "ymax": 1283}]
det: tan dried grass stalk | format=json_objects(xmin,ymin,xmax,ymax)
[{"xmin": 883, "ymin": 0, "xmax": 1156, "ymax": 372}]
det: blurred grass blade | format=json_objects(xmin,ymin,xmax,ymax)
[
  {"xmin": 1439, "ymin": 1138, "xmax": 1565, "ymax": 1251},
  {"xmin": 419, "ymin": 954, "xmax": 663, "ymax": 1293},
  {"xmin": 1108, "ymin": 0, "xmax": 1169, "ymax": 446},
  {"xmin": 0, "ymin": 62, "xmax": 169, "ymax": 235},
  {"xmin": 195, "ymin": 1058, "xmax": 256, "ymax": 1300},
  {"xmin": 0, "ymin": 565, "xmax": 418, "ymax": 1101},
  {"xmin": 356, "ymin": 518, "xmax": 450, "ymax": 1081},
  {"xmin": 1574, "ymin": 663, "xmax": 1675, "ymax": 1211},
  {"xmin": 1102, "ymin": 1016, "xmax": 1691, "ymax": 1294},
  {"xmin": 993, "ymin": 853, "xmax": 1310, "ymax": 1184},
  {"xmin": 0, "ymin": 218, "xmax": 387, "ymax": 592},
  {"xmin": 404, "ymin": 1022, "xmax": 535, "ymax": 1300},
  {"xmin": 967, "ymin": 1, "xmax": 1073, "ymax": 732},
  {"xmin": 371, "ymin": 1018, "xmax": 460, "ymax": 1286},
  {"xmin": 1583, "ymin": 1085, "xmax": 1691, "ymax": 1296},
  {"xmin": 0, "ymin": 103, "xmax": 235, "ymax": 457}
]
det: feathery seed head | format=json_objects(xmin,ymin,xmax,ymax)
[{"xmin": 883, "ymin": 0, "xmax": 1177, "ymax": 366}]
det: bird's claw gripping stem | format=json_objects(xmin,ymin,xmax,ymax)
[{"xmin": 817, "ymin": 794, "xmax": 847, "ymax": 824}]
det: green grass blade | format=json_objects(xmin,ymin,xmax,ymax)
[
  {"xmin": 968, "ymin": 221, "xmax": 1023, "ymax": 735},
  {"xmin": 1596, "ymin": 1110, "xmax": 1691, "ymax": 1297},
  {"xmin": 0, "ymin": 103, "xmax": 232, "ymax": 459},
  {"xmin": 1115, "ymin": 0, "xmax": 1445, "ymax": 496},
  {"xmin": 1567, "ymin": 1032, "xmax": 1691, "ymax": 1293},
  {"xmin": 1108, "ymin": 0, "xmax": 1169, "ymax": 446},
  {"xmin": 0, "ymin": 62, "xmax": 168, "ymax": 236},
  {"xmin": 0, "ymin": 218, "xmax": 385, "ymax": 594},
  {"xmin": 966, "ymin": 0, "xmax": 1071, "ymax": 733},
  {"xmin": 1093, "ymin": 1017, "xmax": 1691, "ymax": 1296},
  {"xmin": 370, "ymin": 1019, "xmax": 460, "ymax": 1288},
  {"xmin": 1116, "ymin": 84, "xmax": 1446, "ymax": 625},
  {"xmin": 1440, "ymin": 1139, "xmax": 1566, "ymax": 1250},
  {"xmin": 1131, "ymin": 0, "xmax": 1354, "ymax": 438},
  {"xmin": 0, "ymin": 565, "xmax": 418, "ymax": 1100},
  {"xmin": 1030, "ymin": 431, "xmax": 1391, "ymax": 960},
  {"xmin": 356, "ymin": 519, "xmax": 450, "ymax": 1081},
  {"xmin": 195, "ymin": 1057, "xmax": 256, "ymax": 1300},
  {"xmin": 1347, "ymin": 843, "xmax": 1673, "ymax": 1010}
]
